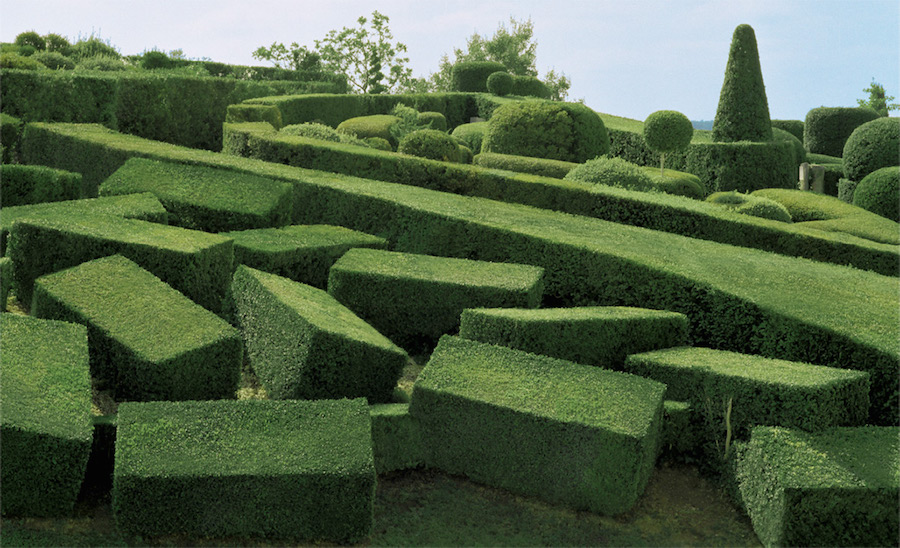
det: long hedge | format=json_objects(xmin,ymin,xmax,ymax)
[{"xmin": 18, "ymin": 122, "xmax": 899, "ymax": 424}]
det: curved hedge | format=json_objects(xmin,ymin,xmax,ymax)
[
  {"xmin": 804, "ymin": 107, "xmax": 880, "ymax": 157},
  {"xmin": 707, "ymin": 191, "xmax": 793, "ymax": 223},
  {"xmin": 771, "ymin": 127, "xmax": 806, "ymax": 167},
  {"xmin": 842, "ymin": 117, "xmax": 900, "ymax": 182},
  {"xmin": 337, "ymin": 115, "xmax": 400, "ymax": 147},
  {"xmin": 398, "ymin": 129, "xmax": 460, "ymax": 163},
  {"xmin": 853, "ymin": 166, "xmax": 900, "ymax": 222},
  {"xmin": 565, "ymin": 157, "xmax": 656, "ymax": 193},
  {"xmin": 511, "ymin": 75, "xmax": 551, "ymax": 99},
  {"xmin": 450, "ymin": 61, "xmax": 506, "ymax": 92},
  {"xmin": 474, "ymin": 151, "xmax": 577, "ymax": 179}
]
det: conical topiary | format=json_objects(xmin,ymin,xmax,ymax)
[{"xmin": 712, "ymin": 24, "xmax": 773, "ymax": 143}]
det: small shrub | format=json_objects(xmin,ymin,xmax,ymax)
[
  {"xmin": 0, "ymin": 53, "xmax": 44, "ymax": 70},
  {"xmin": 388, "ymin": 103, "xmax": 421, "ymax": 144},
  {"xmin": 707, "ymin": 191, "xmax": 793, "ymax": 223},
  {"xmin": 511, "ymin": 75, "xmax": 551, "ymax": 99},
  {"xmin": 140, "ymin": 50, "xmax": 173, "ymax": 70},
  {"xmin": 643, "ymin": 168, "xmax": 707, "ymax": 199},
  {"xmin": 43, "ymin": 33, "xmax": 72, "ymax": 55},
  {"xmin": 365, "ymin": 137, "xmax": 392, "ymax": 151},
  {"xmin": 643, "ymin": 110, "xmax": 694, "ymax": 173},
  {"xmin": 32, "ymin": 51, "xmax": 75, "ymax": 70},
  {"xmin": 14, "ymin": 31, "xmax": 46, "ymax": 51},
  {"xmin": 487, "ymin": 71, "xmax": 513, "ymax": 96},
  {"xmin": 842, "ymin": 117, "xmax": 900, "ymax": 182},
  {"xmin": 398, "ymin": 129, "xmax": 461, "ymax": 163},
  {"xmin": 771, "ymin": 119, "xmax": 804, "ymax": 142},
  {"xmin": 564, "ymin": 156, "xmax": 656, "ymax": 192},
  {"xmin": 338, "ymin": 114, "xmax": 401, "ymax": 147},
  {"xmin": 416, "ymin": 111, "xmax": 447, "ymax": 132},
  {"xmin": 75, "ymin": 54, "xmax": 128, "ymax": 71},
  {"xmin": 451, "ymin": 121, "xmax": 488, "ymax": 153},
  {"xmin": 853, "ymin": 166, "xmax": 899, "ymax": 222}
]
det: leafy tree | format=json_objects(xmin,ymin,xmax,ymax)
[
  {"xmin": 252, "ymin": 42, "xmax": 324, "ymax": 71},
  {"xmin": 857, "ymin": 79, "xmax": 899, "ymax": 117}
]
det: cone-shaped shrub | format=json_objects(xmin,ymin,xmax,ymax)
[{"xmin": 712, "ymin": 25, "xmax": 773, "ymax": 143}]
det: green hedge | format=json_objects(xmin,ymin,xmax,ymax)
[
  {"xmin": 1, "ymin": 192, "xmax": 167, "ymax": 256},
  {"xmin": 0, "ymin": 256, "xmax": 11, "ymax": 310},
  {"xmin": 736, "ymin": 426, "xmax": 899, "ymax": 547},
  {"xmin": 370, "ymin": 403, "xmax": 424, "ymax": 474},
  {"xmin": 803, "ymin": 106, "xmax": 880, "ymax": 157},
  {"xmin": 510, "ymin": 75, "xmax": 551, "ymax": 99},
  {"xmin": 1, "ymin": 112, "xmax": 23, "ymax": 163},
  {"xmin": 113, "ymin": 398, "xmax": 375, "ymax": 542},
  {"xmin": 99, "ymin": 158, "xmax": 293, "ymax": 232},
  {"xmin": 450, "ymin": 61, "xmax": 507, "ymax": 92},
  {"xmin": 337, "ymin": 114, "xmax": 399, "ymax": 146},
  {"xmin": 451, "ymin": 121, "xmax": 489, "ymax": 152},
  {"xmin": 328, "ymin": 248, "xmax": 544, "ymax": 349},
  {"xmin": 222, "ymin": 224, "xmax": 387, "ymax": 289},
  {"xmin": 33, "ymin": 255, "xmax": 242, "ymax": 400},
  {"xmin": 459, "ymin": 306, "xmax": 688, "ymax": 369},
  {"xmin": 819, "ymin": 162, "xmax": 843, "ymax": 196},
  {"xmin": 0, "ymin": 314, "xmax": 92, "ymax": 517},
  {"xmin": 474, "ymin": 151, "xmax": 577, "ymax": 179},
  {"xmin": 838, "ymin": 177, "xmax": 859, "ymax": 203},
  {"xmin": 224, "ymin": 103, "xmax": 284, "ymax": 130},
  {"xmin": 19, "ymin": 122, "xmax": 900, "ymax": 424},
  {"xmin": 232, "ymin": 265, "xmax": 408, "ymax": 402},
  {"xmin": 685, "ymin": 140, "xmax": 795, "ymax": 193},
  {"xmin": 0, "ymin": 164, "xmax": 82, "ymax": 207},
  {"xmin": 771, "ymin": 119, "xmax": 803, "ymax": 142},
  {"xmin": 854, "ymin": 166, "xmax": 900, "ymax": 222},
  {"xmin": 410, "ymin": 335, "xmax": 666, "ymax": 515},
  {"xmin": 8, "ymin": 212, "xmax": 233, "ymax": 313},
  {"xmin": 661, "ymin": 400, "xmax": 698, "ymax": 461},
  {"xmin": 842, "ymin": 116, "xmax": 900, "ymax": 182},
  {"xmin": 81, "ymin": 414, "xmax": 117, "ymax": 501}
]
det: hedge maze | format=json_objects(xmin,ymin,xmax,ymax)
[{"xmin": 2, "ymin": 30, "xmax": 898, "ymax": 544}]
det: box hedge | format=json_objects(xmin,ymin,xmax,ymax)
[
  {"xmin": 804, "ymin": 106, "xmax": 880, "ymax": 157},
  {"xmin": 0, "ymin": 256, "xmax": 12, "ymax": 310},
  {"xmin": 232, "ymin": 265, "xmax": 408, "ymax": 402},
  {"xmin": 737, "ymin": 426, "xmax": 899, "ymax": 547},
  {"xmin": 661, "ymin": 400, "xmax": 698, "ymax": 460},
  {"xmin": 32, "ymin": 255, "xmax": 242, "ymax": 400},
  {"xmin": 684, "ymin": 140, "xmax": 795, "ymax": 193},
  {"xmin": 842, "ymin": 116, "xmax": 900, "ymax": 183},
  {"xmin": 450, "ymin": 61, "xmax": 507, "ymax": 93},
  {"xmin": 854, "ymin": 166, "xmax": 900, "ymax": 223},
  {"xmin": 0, "ymin": 314, "xmax": 92, "ymax": 517},
  {"xmin": 1, "ymin": 112, "xmax": 24, "ymax": 163},
  {"xmin": 410, "ymin": 335, "xmax": 666, "ymax": 515},
  {"xmin": 328, "ymin": 248, "xmax": 544, "ymax": 349},
  {"xmin": 113, "ymin": 398, "xmax": 375, "ymax": 542},
  {"xmin": 221, "ymin": 224, "xmax": 387, "ymax": 289},
  {"xmin": 1, "ymin": 164, "xmax": 82, "ymax": 207},
  {"xmin": 225, "ymin": 103, "xmax": 284, "ymax": 129},
  {"xmin": 459, "ymin": 306, "xmax": 688, "ymax": 369},
  {"xmin": 8, "ymin": 212, "xmax": 233, "ymax": 313},
  {"xmin": 370, "ymin": 403, "xmax": 425, "ymax": 474},
  {"xmin": 100, "ymin": 157, "xmax": 293, "ymax": 232}
]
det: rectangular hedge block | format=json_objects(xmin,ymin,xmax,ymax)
[
  {"xmin": 0, "ymin": 314, "xmax": 92, "ymax": 517},
  {"xmin": 232, "ymin": 265, "xmax": 408, "ymax": 402},
  {"xmin": 113, "ymin": 398, "xmax": 376, "ymax": 542},
  {"xmin": 100, "ymin": 158, "xmax": 293, "ymax": 232},
  {"xmin": 222, "ymin": 224, "xmax": 387, "ymax": 289},
  {"xmin": 1, "ymin": 256, "xmax": 11, "ymax": 311},
  {"xmin": 623, "ymin": 347, "xmax": 870, "ymax": 436},
  {"xmin": 409, "ymin": 335, "xmax": 666, "ymax": 515},
  {"xmin": 737, "ymin": 426, "xmax": 899, "ymax": 547},
  {"xmin": 370, "ymin": 403, "xmax": 424, "ymax": 474},
  {"xmin": 8, "ymin": 212, "xmax": 233, "ymax": 313},
  {"xmin": 32, "ymin": 255, "xmax": 242, "ymax": 401},
  {"xmin": 0, "ymin": 164, "xmax": 82, "ymax": 207},
  {"xmin": 459, "ymin": 306, "xmax": 688, "ymax": 369},
  {"xmin": 328, "ymin": 248, "xmax": 544, "ymax": 349},
  {"xmin": 0, "ymin": 192, "xmax": 168, "ymax": 256}
]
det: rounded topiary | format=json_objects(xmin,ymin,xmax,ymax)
[
  {"xmin": 43, "ymin": 33, "xmax": 72, "ymax": 55},
  {"xmin": 564, "ymin": 157, "xmax": 656, "ymax": 192},
  {"xmin": 141, "ymin": 50, "xmax": 173, "ymax": 70},
  {"xmin": 450, "ymin": 61, "xmax": 507, "ymax": 92},
  {"xmin": 14, "ymin": 31, "xmax": 46, "ymax": 51},
  {"xmin": 707, "ymin": 191, "xmax": 793, "ymax": 223},
  {"xmin": 842, "ymin": 117, "xmax": 900, "ymax": 182},
  {"xmin": 852, "ymin": 166, "xmax": 899, "ymax": 222},
  {"xmin": 0, "ymin": 53, "xmax": 44, "ymax": 70},
  {"xmin": 398, "ymin": 129, "xmax": 461, "ymax": 163},
  {"xmin": 511, "ymin": 75, "xmax": 551, "ymax": 99},
  {"xmin": 771, "ymin": 126, "xmax": 806, "ymax": 167},
  {"xmin": 804, "ymin": 107, "xmax": 880, "ymax": 157},
  {"xmin": 32, "ymin": 51, "xmax": 75, "ymax": 70},
  {"xmin": 451, "ymin": 121, "xmax": 489, "ymax": 153},
  {"xmin": 487, "ymin": 71, "xmax": 513, "ymax": 96},
  {"xmin": 712, "ymin": 24, "xmax": 772, "ymax": 143},
  {"xmin": 70, "ymin": 37, "xmax": 121, "ymax": 60},
  {"xmin": 643, "ymin": 110, "xmax": 694, "ymax": 174},
  {"xmin": 457, "ymin": 145, "xmax": 474, "ymax": 164},
  {"xmin": 771, "ymin": 119, "xmax": 804, "ymax": 142},
  {"xmin": 416, "ymin": 111, "xmax": 448, "ymax": 132},
  {"xmin": 281, "ymin": 123, "xmax": 370, "ymax": 148},
  {"xmin": 364, "ymin": 137, "xmax": 392, "ymax": 151},
  {"xmin": 337, "ymin": 115, "xmax": 400, "ymax": 146}
]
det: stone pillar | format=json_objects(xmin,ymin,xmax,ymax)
[
  {"xmin": 811, "ymin": 164, "xmax": 825, "ymax": 193},
  {"xmin": 799, "ymin": 162, "xmax": 810, "ymax": 191}
]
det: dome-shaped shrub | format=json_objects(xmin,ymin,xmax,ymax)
[
  {"xmin": 564, "ymin": 157, "xmax": 656, "ymax": 192},
  {"xmin": 14, "ymin": 31, "xmax": 45, "ymax": 51},
  {"xmin": 416, "ymin": 111, "xmax": 448, "ymax": 132},
  {"xmin": 450, "ymin": 61, "xmax": 506, "ymax": 92},
  {"xmin": 643, "ymin": 110, "xmax": 694, "ymax": 173},
  {"xmin": 706, "ymin": 191, "xmax": 792, "ymax": 223},
  {"xmin": 364, "ymin": 137, "xmax": 392, "ymax": 151},
  {"xmin": 0, "ymin": 53, "xmax": 43, "ymax": 70},
  {"xmin": 458, "ymin": 145, "xmax": 474, "ymax": 164},
  {"xmin": 337, "ymin": 115, "xmax": 400, "ymax": 146},
  {"xmin": 398, "ymin": 129, "xmax": 461, "ymax": 163},
  {"xmin": 281, "ymin": 123, "xmax": 370, "ymax": 148},
  {"xmin": 451, "ymin": 121, "xmax": 488, "ymax": 153},
  {"xmin": 32, "ymin": 51, "xmax": 75, "ymax": 70},
  {"xmin": 141, "ymin": 50, "xmax": 173, "ymax": 70},
  {"xmin": 804, "ymin": 107, "xmax": 880, "ymax": 157},
  {"xmin": 43, "ymin": 33, "xmax": 72, "ymax": 55},
  {"xmin": 487, "ymin": 71, "xmax": 513, "ymax": 96},
  {"xmin": 842, "ymin": 117, "xmax": 900, "ymax": 182},
  {"xmin": 510, "ymin": 75, "xmax": 551, "ymax": 99},
  {"xmin": 852, "ymin": 166, "xmax": 899, "ymax": 222}
]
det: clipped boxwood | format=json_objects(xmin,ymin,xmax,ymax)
[
  {"xmin": 804, "ymin": 106, "xmax": 880, "ymax": 157},
  {"xmin": 853, "ymin": 166, "xmax": 900, "ymax": 222},
  {"xmin": 337, "ymin": 114, "xmax": 400, "ymax": 147},
  {"xmin": 661, "ymin": 400, "xmax": 698, "ymax": 460},
  {"xmin": 707, "ymin": 191, "xmax": 793, "ymax": 223},
  {"xmin": 643, "ymin": 167, "xmax": 706, "ymax": 198},
  {"xmin": 511, "ymin": 75, "xmax": 551, "ymax": 99},
  {"xmin": 370, "ymin": 403, "xmax": 425, "ymax": 474},
  {"xmin": 842, "ymin": 116, "xmax": 900, "ymax": 182},
  {"xmin": 224, "ymin": 103, "xmax": 283, "ymax": 130},
  {"xmin": 565, "ymin": 156, "xmax": 656, "ymax": 192},
  {"xmin": 685, "ymin": 140, "xmax": 795, "ymax": 193},
  {"xmin": 0, "ymin": 256, "xmax": 11, "ymax": 310},
  {"xmin": 711, "ymin": 25, "xmax": 773, "ymax": 143},
  {"xmin": 450, "ymin": 121, "xmax": 488, "ymax": 152},
  {"xmin": 1, "ymin": 112, "xmax": 23, "ymax": 163},
  {"xmin": 451, "ymin": 61, "xmax": 507, "ymax": 92},
  {"xmin": 771, "ymin": 126, "xmax": 806, "ymax": 166},
  {"xmin": 771, "ymin": 119, "xmax": 803, "ymax": 142},
  {"xmin": 398, "ymin": 129, "xmax": 460, "ymax": 163},
  {"xmin": 486, "ymin": 71, "xmax": 513, "ymax": 96},
  {"xmin": 0, "ymin": 164, "xmax": 82, "ymax": 207},
  {"xmin": 474, "ymin": 151, "xmax": 577, "ymax": 179},
  {"xmin": 416, "ymin": 111, "xmax": 447, "ymax": 132}
]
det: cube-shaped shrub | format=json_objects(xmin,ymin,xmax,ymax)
[
  {"xmin": 32, "ymin": 255, "xmax": 242, "ymax": 400},
  {"xmin": 737, "ymin": 426, "xmax": 899, "ymax": 547},
  {"xmin": 0, "ymin": 164, "xmax": 82, "ymax": 207},
  {"xmin": 222, "ymin": 224, "xmax": 387, "ymax": 289},
  {"xmin": 0, "ymin": 256, "xmax": 12, "ymax": 311},
  {"xmin": 0, "ymin": 314, "xmax": 92, "ymax": 517},
  {"xmin": 624, "ymin": 347, "xmax": 870, "ymax": 436},
  {"xmin": 459, "ymin": 306, "xmax": 688, "ymax": 369},
  {"xmin": 328, "ymin": 249, "xmax": 544, "ymax": 349},
  {"xmin": 370, "ymin": 403, "xmax": 424, "ymax": 474},
  {"xmin": 232, "ymin": 265, "xmax": 408, "ymax": 402},
  {"xmin": 100, "ymin": 158, "xmax": 293, "ymax": 232},
  {"xmin": 113, "ymin": 398, "xmax": 376, "ymax": 542},
  {"xmin": 409, "ymin": 336, "xmax": 666, "ymax": 515},
  {"xmin": 8, "ymin": 212, "xmax": 232, "ymax": 313},
  {"xmin": 661, "ymin": 400, "xmax": 698, "ymax": 459}
]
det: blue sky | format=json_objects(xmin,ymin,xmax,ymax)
[{"xmin": 2, "ymin": 0, "xmax": 897, "ymax": 121}]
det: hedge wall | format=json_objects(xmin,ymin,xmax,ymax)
[
  {"xmin": 1, "ymin": 112, "xmax": 23, "ymax": 163},
  {"xmin": 803, "ymin": 107, "xmax": 880, "ymax": 157},
  {"xmin": 685, "ymin": 140, "xmax": 795, "ymax": 193},
  {"xmin": 450, "ymin": 61, "xmax": 507, "ymax": 92},
  {"xmin": 771, "ymin": 119, "xmax": 804, "ymax": 142},
  {"xmin": 0, "ymin": 164, "xmax": 82, "ymax": 207},
  {"xmin": 370, "ymin": 403, "xmax": 425, "ymax": 474},
  {"xmin": 0, "ymin": 256, "xmax": 11, "ymax": 310}
]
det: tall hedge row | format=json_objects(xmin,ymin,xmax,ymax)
[{"xmin": 804, "ymin": 107, "xmax": 880, "ymax": 157}]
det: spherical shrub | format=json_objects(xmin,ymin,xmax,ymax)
[
  {"xmin": 770, "ymin": 126, "xmax": 806, "ymax": 166},
  {"xmin": 451, "ymin": 122, "xmax": 488, "ymax": 153},
  {"xmin": 706, "ymin": 191, "xmax": 793, "ymax": 223},
  {"xmin": 852, "ymin": 166, "xmax": 899, "ymax": 222},
  {"xmin": 644, "ymin": 110, "xmax": 694, "ymax": 154},
  {"xmin": 842, "ymin": 117, "xmax": 900, "ymax": 182},
  {"xmin": 43, "ymin": 33, "xmax": 72, "ymax": 55},
  {"xmin": 364, "ymin": 137, "xmax": 392, "ymax": 151},
  {"xmin": 0, "ymin": 53, "xmax": 44, "ymax": 70},
  {"xmin": 398, "ymin": 129, "xmax": 461, "ymax": 163},
  {"xmin": 16, "ymin": 45, "xmax": 36, "ymax": 57},
  {"xmin": 564, "ymin": 156, "xmax": 656, "ymax": 192},
  {"xmin": 416, "ymin": 111, "xmax": 447, "ymax": 132},
  {"xmin": 141, "ymin": 50, "xmax": 173, "ymax": 70},
  {"xmin": 32, "ymin": 51, "xmax": 75, "ymax": 70},
  {"xmin": 487, "ymin": 71, "xmax": 513, "ymax": 96},
  {"xmin": 645, "ymin": 169, "xmax": 706, "ymax": 199},
  {"xmin": 15, "ymin": 31, "xmax": 46, "ymax": 51}
]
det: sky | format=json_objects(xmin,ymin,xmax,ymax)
[{"xmin": 2, "ymin": 0, "xmax": 897, "ymax": 122}]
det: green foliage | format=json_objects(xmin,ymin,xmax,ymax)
[
  {"xmin": 398, "ymin": 129, "xmax": 461, "ymax": 163},
  {"xmin": 0, "ymin": 314, "xmax": 92, "ymax": 517},
  {"xmin": 33, "ymin": 255, "xmax": 242, "ymax": 399},
  {"xmin": 328, "ymin": 248, "xmax": 544, "ymax": 350},
  {"xmin": 642, "ymin": 167, "xmax": 706, "ymax": 199},
  {"xmin": 388, "ymin": 102, "xmax": 422, "ymax": 143},
  {"xmin": 0, "ymin": 53, "xmax": 44, "ymax": 70},
  {"xmin": 410, "ymin": 335, "xmax": 665, "ymax": 514},
  {"xmin": 853, "ymin": 166, "xmax": 900, "ymax": 222},
  {"xmin": 474, "ymin": 151, "xmax": 577, "ymax": 179},
  {"xmin": 511, "ymin": 75, "xmax": 551, "ymax": 99},
  {"xmin": 0, "ymin": 112, "xmax": 23, "ymax": 163},
  {"xmin": 70, "ymin": 36, "xmax": 121, "ymax": 60},
  {"xmin": 0, "ymin": 164, "xmax": 81, "ymax": 207},
  {"xmin": 771, "ymin": 119, "xmax": 804, "ymax": 141},
  {"xmin": 225, "ymin": 103, "xmax": 284, "ymax": 129},
  {"xmin": 416, "ymin": 111, "xmax": 447, "ymax": 131},
  {"xmin": 857, "ymin": 78, "xmax": 899, "ymax": 117},
  {"xmin": 114, "ymin": 398, "xmax": 376, "ymax": 542},
  {"xmin": 838, "ymin": 177, "xmax": 859, "ymax": 203},
  {"xmin": 232, "ymin": 265, "xmax": 407, "ymax": 401},
  {"xmin": 370, "ymin": 403, "xmax": 425, "ymax": 474},
  {"xmin": 804, "ymin": 106, "xmax": 880, "ymax": 157},
  {"xmin": 707, "ymin": 191, "xmax": 793, "ymax": 223},
  {"xmin": 32, "ymin": 51, "xmax": 75, "ymax": 70},
  {"xmin": 43, "ymin": 33, "xmax": 71, "ymax": 55},
  {"xmin": 0, "ymin": 257, "xmax": 11, "ymax": 310},
  {"xmin": 661, "ymin": 401, "xmax": 698, "ymax": 461},
  {"xmin": 337, "ymin": 114, "xmax": 400, "ymax": 146},
  {"xmin": 139, "ymin": 50, "xmax": 172, "ymax": 70},
  {"xmin": 450, "ymin": 121, "xmax": 488, "ymax": 152},
  {"xmin": 643, "ymin": 110, "xmax": 693, "ymax": 173},
  {"xmin": 450, "ymin": 61, "xmax": 506, "ymax": 92},
  {"xmin": 565, "ymin": 156, "xmax": 656, "ymax": 192},
  {"xmin": 712, "ymin": 25, "xmax": 772, "ymax": 143},
  {"xmin": 685, "ymin": 140, "xmax": 795, "ymax": 193},
  {"xmin": 770, "ymin": 126, "xmax": 807, "ymax": 166},
  {"xmin": 75, "ymin": 54, "xmax": 129, "ymax": 71},
  {"xmin": 842, "ymin": 116, "xmax": 900, "ymax": 182},
  {"xmin": 457, "ymin": 144, "xmax": 473, "ymax": 164},
  {"xmin": 14, "ymin": 31, "xmax": 45, "ymax": 51},
  {"xmin": 281, "ymin": 122, "xmax": 369, "ymax": 147},
  {"xmin": 487, "ymin": 71, "xmax": 513, "ymax": 96}
]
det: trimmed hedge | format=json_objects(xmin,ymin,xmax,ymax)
[
  {"xmin": 459, "ymin": 306, "xmax": 688, "ymax": 369},
  {"xmin": 398, "ymin": 129, "xmax": 460, "ymax": 162},
  {"xmin": 565, "ymin": 156, "xmax": 656, "ymax": 193},
  {"xmin": 711, "ymin": 25, "xmax": 772, "ymax": 143},
  {"xmin": 838, "ymin": 177, "xmax": 859, "ymax": 203},
  {"xmin": 661, "ymin": 400, "xmax": 698, "ymax": 460},
  {"xmin": 685, "ymin": 140, "xmax": 795, "ymax": 193},
  {"xmin": 771, "ymin": 119, "xmax": 803, "ymax": 142},
  {"xmin": 328, "ymin": 248, "xmax": 544, "ymax": 349},
  {"xmin": 0, "ymin": 256, "xmax": 11, "ymax": 310},
  {"xmin": 8, "ymin": 213, "xmax": 233, "ymax": 313},
  {"xmin": 0, "ymin": 314, "xmax": 92, "ymax": 517},
  {"xmin": 232, "ymin": 265, "xmax": 408, "ymax": 402},
  {"xmin": 804, "ymin": 106, "xmax": 880, "ymax": 157},
  {"xmin": 222, "ymin": 224, "xmax": 387, "ymax": 289},
  {"xmin": 510, "ymin": 75, "xmax": 551, "ymax": 99},
  {"xmin": 450, "ymin": 121, "xmax": 488, "ymax": 152},
  {"xmin": 410, "ymin": 335, "xmax": 666, "ymax": 515},
  {"xmin": 113, "ymin": 398, "xmax": 375, "ymax": 542},
  {"xmin": 842, "ymin": 116, "xmax": 900, "ymax": 182},
  {"xmin": 474, "ymin": 151, "xmax": 577, "ymax": 179},
  {"xmin": 1, "ymin": 112, "xmax": 23, "ymax": 163},
  {"xmin": 854, "ymin": 166, "xmax": 900, "ymax": 222},
  {"xmin": 706, "ymin": 191, "xmax": 793, "ymax": 223},
  {"xmin": 99, "ymin": 157, "xmax": 293, "ymax": 232},
  {"xmin": 224, "ymin": 103, "xmax": 283, "ymax": 130},
  {"xmin": 337, "ymin": 114, "xmax": 400, "ymax": 146},
  {"xmin": 370, "ymin": 403, "xmax": 425, "ymax": 474},
  {"xmin": 33, "ymin": 255, "xmax": 241, "ymax": 399},
  {"xmin": 417, "ymin": 111, "xmax": 448, "ymax": 132},
  {"xmin": 771, "ymin": 126, "xmax": 807, "ymax": 167},
  {"xmin": 737, "ymin": 426, "xmax": 899, "ymax": 547},
  {"xmin": 0, "ymin": 192, "xmax": 167, "ymax": 256},
  {"xmin": 486, "ymin": 71, "xmax": 513, "ymax": 96},
  {"xmin": 1, "ymin": 164, "xmax": 82, "ymax": 207},
  {"xmin": 451, "ymin": 61, "xmax": 507, "ymax": 92}
]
